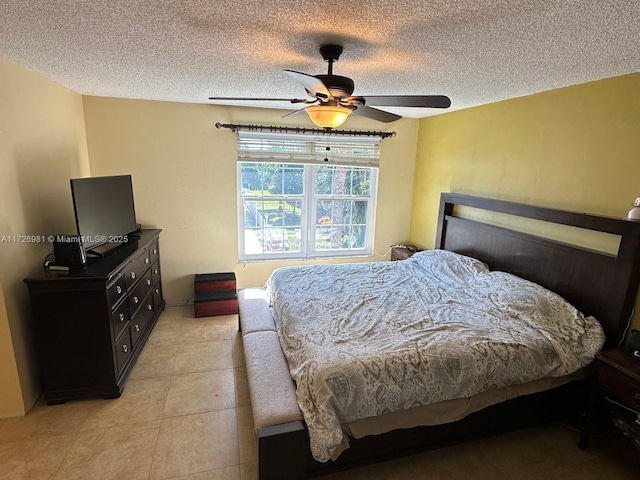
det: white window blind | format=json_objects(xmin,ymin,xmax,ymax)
[{"xmin": 236, "ymin": 131, "xmax": 380, "ymax": 167}]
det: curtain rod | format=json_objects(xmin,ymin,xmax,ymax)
[{"xmin": 215, "ymin": 122, "xmax": 396, "ymax": 139}]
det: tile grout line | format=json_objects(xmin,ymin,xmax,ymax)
[
  {"xmin": 50, "ymin": 423, "xmax": 82, "ymax": 480},
  {"xmin": 149, "ymin": 317, "xmax": 183, "ymax": 480}
]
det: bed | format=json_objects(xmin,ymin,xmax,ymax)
[{"xmin": 239, "ymin": 193, "xmax": 640, "ymax": 480}]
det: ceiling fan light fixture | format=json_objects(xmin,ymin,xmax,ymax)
[{"xmin": 304, "ymin": 103, "xmax": 352, "ymax": 129}]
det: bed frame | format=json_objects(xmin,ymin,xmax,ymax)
[{"xmin": 246, "ymin": 192, "xmax": 640, "ymax": 479}]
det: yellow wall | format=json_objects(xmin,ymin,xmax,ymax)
[
  {"xmin": 0, "ymin": 56, "xmax": 90, "ymax": 416},
  {"xmin": 0, "ymin": 279, "xmax": 22, "ymax": 417},
  {"xmin": 410, "ymin": 73, "xmax": 640, "ymax": 331},
  {"xmin": 82, "ymin": 98, "xmax": 419, "ymax": 302}
]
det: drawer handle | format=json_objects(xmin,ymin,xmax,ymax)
[
  {"xmin": 116, "ymin": 286, "xmax": 122, "ymax": 294},
  {"xmin": 154, "ymin": 268, "xmax": 159, "ymax": 275},
  {"xmin": 153, "ymin": 248, "xmax": 157, "ymax": 255},
  {"xmin": 155, "ymin": 288, "xmax": 160, "ymax": 295},
  {"xmin": 133, "ymin": 296, "xmax": 139, "ymax": 304},
  {"xmin": 144, "ymin": 257, "xmax": 149, "ymax": 264},
  {"xmin": 147, "ymin": 304, "xmax": 153, "ymax": 311},
  {"xmin": 134, "ymin": 324, "xmax": 140, "ymax": 332},
  {"xmin": 119, "ymin": 313, "xmax": 125, "ymax": 322},
  {"xmin": 122, "ymin": 344, "xmax": 128, "ymax": 353},
  {"xmin": 147, "ymin": 279, "xmax": 152, "ymax": 286},
  {"xmin": 130, "ymin": 272, "xmax": 136, "ymax": 280}
]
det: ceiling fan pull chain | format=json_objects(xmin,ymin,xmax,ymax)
[{"xmin": 324, "ymin": 134, "xmax": 331, "ymax": 162}]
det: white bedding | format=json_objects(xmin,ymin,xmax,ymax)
[{"xmin": 266, "ymin": 250, "xmax": 605, "ymax": 462}]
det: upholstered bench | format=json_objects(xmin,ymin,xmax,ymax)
[
  {"xmin": 238, "ymin": 288, "xmax": 307, "ymax": 478},
  {"xmin": 237, "ymin": 288, "xmax": 277, "ymax": 334}
]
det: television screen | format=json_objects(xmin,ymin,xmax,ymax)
[{"xmin": 70, "ymin": 175, "xmax": 139, "ymax": 253}]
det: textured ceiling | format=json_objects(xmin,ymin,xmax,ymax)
[{"xmin": 1, "ymin": 1, "xmax": 638, "ymax": 118}]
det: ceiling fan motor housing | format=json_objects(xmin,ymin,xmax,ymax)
[
  {"xmin": 314, "ymin": 74, "xmax": 355, "ymax": 99},
  {"xmin": 316, "ymin": 44, "xmax": 355, "ymax": 99}
]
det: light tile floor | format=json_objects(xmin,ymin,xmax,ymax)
[{"xmin": 0, "ymin": 305, "xmax": 637, "ymax": 479}]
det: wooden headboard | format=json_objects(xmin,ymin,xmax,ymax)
[{"xmin": 435, "ymin": 193, "xmax": 640, "ymax": 349}]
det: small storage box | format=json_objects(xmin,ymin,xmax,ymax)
[
  {"xmin": 195, "ymin": 272, "xmax": 237, "ymax": 294},
  {"xmin": 194, "ymin": 272, "xmax": 238, "ymax": 317}
]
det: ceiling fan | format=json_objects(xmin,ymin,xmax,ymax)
[{"xmin": 208, "ymin": 44, "xmax": 451, "ymax": 129}]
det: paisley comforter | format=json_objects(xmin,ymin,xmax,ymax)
[{"xmin": 266, "ymin": 250, "xmax": 605, "ymax": 462}]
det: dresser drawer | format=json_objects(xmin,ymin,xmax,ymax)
[
  {"xmin": 129, "ymin": 270, "xmax": 153, "ymax": 316},
  {"xmin": 599, "ymin": 365, "xmax": 640, "ymax": 412},
  {"xmin": 130, "ymin": 320, "xmax": 143, "ymax": 346},
  {"xmin": 151, "ymin": 260, "xmax": 161, "ymax": 284},
  {"xmin": 115, "ymin": 328, "xmax": 133, "ymax": 374},
  {"xmin": 125, "ymin": 248, "xmax": 152, "ymax": 289},
  {"xmin": 111, "ymin": 299, "xmax": 130, "ymax": 340},
  {"xmin": 107, "ymin": 273, "xmax": 127, "ymax": 308},
  {"xmin": 153, "ymin": 282, "xmax": 163, "ymax": 311},
  {"xmin": 149, "ymin": 240, "xmax": 160, "ymax": 263},
  {"xmin": 131, "ymin": 292, "xmax": 154, "ymax": 346}
]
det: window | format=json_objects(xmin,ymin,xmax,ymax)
[{"xmin": 237, "ymin": 132, "xmax": 379, "ymax": 261}]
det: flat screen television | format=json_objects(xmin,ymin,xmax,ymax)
[{"xmin": 70, "ymin": 174, "xmax": 140, "ymax": 256}]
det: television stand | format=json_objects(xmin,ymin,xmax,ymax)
[
  {"xmin": 24, "ymin": 229, "xmax": 164, "ymax": 404},
  {"xmin": 86, "ymin": 231, "xmax": 142, "ymax": 258},
  {"xmin": 87, "ymin": 242, "xmax": 126, "ymax": 258}
]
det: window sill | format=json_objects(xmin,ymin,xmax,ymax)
[{"xmin": 238, "ymin": 252, "xmax": 374, "ymax": 264}]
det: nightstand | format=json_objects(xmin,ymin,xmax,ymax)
[
  {"xmin": 579, "ymin": 347, "xmax": 640, "ymax": 466},
  {"xmin": 390, "ymin": 244, "xmax": 421, "ymax": 261}
]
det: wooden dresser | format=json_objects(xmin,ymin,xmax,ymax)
[{"xmin": 24, "ymin": 229, "xmax": 164, "ymax": 405}]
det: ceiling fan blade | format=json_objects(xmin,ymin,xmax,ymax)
[
  {"xmin": 354, "ymin": 95, "xmax": 451, "ymax": 108},
  {"xmin": 351, "ymin": 105, "xmax": 401, "ymax": 123},
  {"xmin": 208, "ymin": 96, "xmax": 309, "ymax": 103},
  {"xmin": 284, "ymin": 70, "xmax": 331, "ymax": 99}
]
